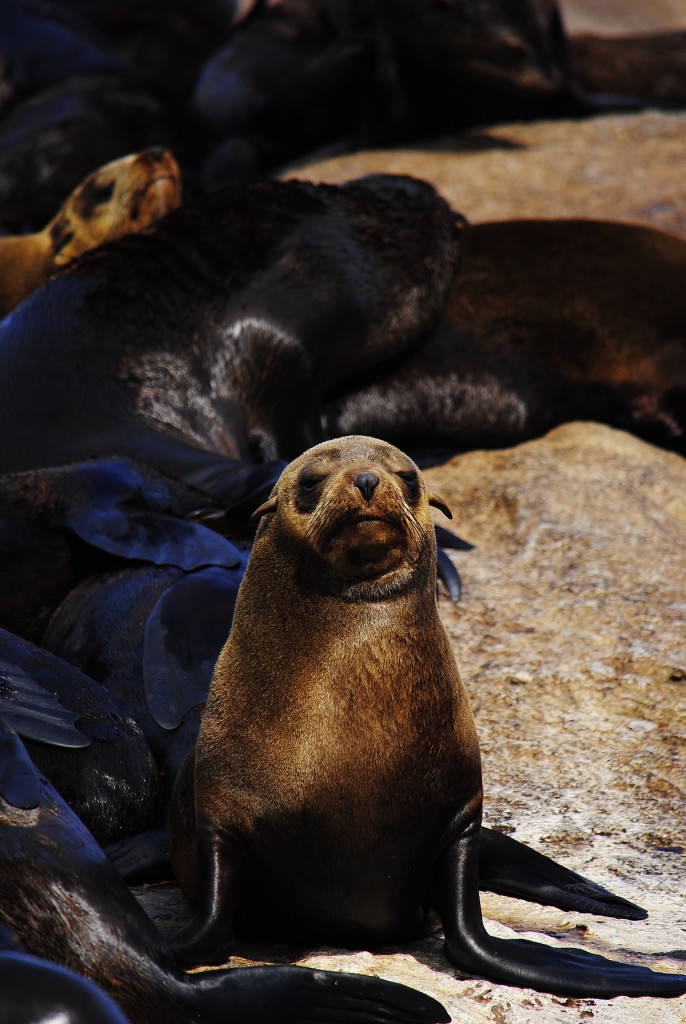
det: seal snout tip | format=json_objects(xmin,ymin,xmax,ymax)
[{"xmin": 354, "ymin": 471, "xmax": 380, "ymax": 501}]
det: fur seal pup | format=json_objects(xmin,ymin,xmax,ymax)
[
  {"xmin": 0, "ymin": 148, "xmax": 181, "ymax": 317},
  {"xmin": 168, "ymin": 435, "xmax": 686, "ymax": 998},
  {"xmin": 0, "ymin": 174, "xmax": 460, "ymax": 489},
  {"xmin": 323, "ymin": 220, "xmax": 686, "ymax": 456},
  {"xmin": 0, "ymin": 719, "xmax": 449, "ymax": 1024}
]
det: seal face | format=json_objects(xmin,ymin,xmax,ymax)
[
  {"xmin": 0, "ymin": 147, "xmax": 181, "ymax": 317},
  {"xmin": 254, "ymin": 435, "xmax": 447, "ymax": 599},
  {"xmin": 48, "ymin": 147, "xmax": 182, "ymax": 268},
  {"xmin": 168, "ymin": 435, "xmax": 686, "ymax": 999}
]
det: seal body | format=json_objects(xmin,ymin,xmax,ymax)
[
  {"xmin": 324, "ymin": 219, "xmax": 686, "ymax": 455},
  {"xmin": 171, "ymin": 435, "xmax": 475, "ymax": 948},
  {"xmin": 0, "ymin": 148, "xmax": 181, "ymax": 317},
  {"xmin": 168, "ymin": 435, "xmax": 686, "ymax": 999}
]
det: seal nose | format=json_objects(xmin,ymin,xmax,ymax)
[
  {"xmin": 354, "ymin": 471, "xmax": 380, "ymax": 501},
  {"xmin": 144, "ymin": 146, "xmax": 167, "ymax": 163}
]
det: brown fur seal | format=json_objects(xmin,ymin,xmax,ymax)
[
  {"xmin": 0, "ymin": 718, "xmax": 449, "ymax": 1024},
  {"xmin": 168, "ymin": 435, "xmax": 686, "ymax": 998},
  {"xmin": 323, "ymin": 219, "xmax": 686, "ymax": 456},
  {"xmin": 0, "ymin": 147, "xmax": 181, "ymax": 317}
]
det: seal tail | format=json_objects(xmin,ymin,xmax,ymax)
[{"xmin": 187, "ymin": 965, "xmax": 451, "ymax": 1023}]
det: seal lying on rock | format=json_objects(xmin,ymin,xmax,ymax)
[
  {"xmin": 0, "ymin": 175, "xmax": 460, "ymax": 491},
  {"xmin": 323, "ymin": 219, "xmax": 686, "ymax": 456},
  {"xmin": 168, "ymin": 435, "xmax": 686, "ymax": 999}
]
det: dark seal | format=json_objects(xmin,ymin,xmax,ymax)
[
  {"xmin": 323, "ymin": 219, "xmax": 686, "ymax": 456},
  {"xmin": 0, "ymin": 174, "xmax": 461, "ymax": 503}
]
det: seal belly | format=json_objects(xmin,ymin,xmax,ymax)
[{"xmin": 237, "ymin": 813, "xmax": 441, "ymax": 946}]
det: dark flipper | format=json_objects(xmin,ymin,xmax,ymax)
[
  {"xmin": 200, "ymin": 964, "xmax": 451, "ymax": 1024},
  {"xmin": 64, "ymin": 458, "xmax": 243, "ymax": 569},
  {"xmin": 0, "ymin": 720, "xmax": 41, "ymax": 809},
  {"xmin": 435, "ymin": 525, "xmax": 475, "ymax": 552},
  {"xmin": 435, "ymin": 818, "xmax": 686, "ymax": 998},
  {"xmin": 479, "ymin": 826, "xmax": 647, "ymax": 920},
  {"xmin": 143, "ymin": 565, "xmax": 242, "ymax": 730},
  {"xmin": 0, "ymin": 659, "xmax": 89, "ymax": 749},
  {"xmin": 436, "ymin": 546, "xmax": 462, "ymax": 603}
]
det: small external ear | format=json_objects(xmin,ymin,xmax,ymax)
[
  {"xmin": 251, "ymin": 495, "xmax": 278, "ymax": 520},
  {"xmin": 428, "ymin": 492, "xmax": 453, "ymax": 520}
]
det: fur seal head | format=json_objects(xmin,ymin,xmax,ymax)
[
  {"xmin": 253, "ymin": 435, "xmax": 451, "ymax": 599},
  {"xmin": 0, "ymin": 147, "xmax": 182, "ymax": 317},
  {"xmin": 49, "ymin": 147, "xmax": 182, "ymax": 267}
]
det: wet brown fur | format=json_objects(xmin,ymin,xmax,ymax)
[{"xmin": 0, "ymin": 148, "xmax": 181, "ymax": 317}]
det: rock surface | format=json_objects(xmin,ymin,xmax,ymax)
[
  {"xmin": 285, "ymin": 110, "xmax": 686, "ymax": 240},
  {"xmin": 561, "ymin": 0, "xmax": 686, "ymax": 35},
  {"xmin": 136, "ymin": 422, "xmax": 686, "ymax": 1023}
]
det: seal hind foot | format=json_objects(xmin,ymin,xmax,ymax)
[
  {"xmin": 436, "ymin": 821, "xmax": 686, "ymax": 998},
  {"xmin": 479, "ymin": 826, "xmax": 647, "ymax": 920}
]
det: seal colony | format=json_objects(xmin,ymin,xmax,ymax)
[
  {"xmin": 168, "ymin": 436, "xmax": 686, "ymax": 999},
  {"xmin": 0, "ymin": 148, "xmax": 181, "ymax": 317}
]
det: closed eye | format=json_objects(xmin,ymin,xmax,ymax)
[
  {"xmin": 299, "ymin": 474, "xmax": 325, "ymax": 492},
  {"xmin": 396, "ymin": 470, "xmax": 418, "ymax": 484},
  {"xmin": 90, "ymin": 181, "xmax": 116, "ymax": 205}
]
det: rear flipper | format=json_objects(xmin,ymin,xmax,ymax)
[
  {"xmin": 435, "ymin": 820, "xmax": 686, "ymax": 998},
  {"xmin": 479, "ymin": 826, "xmax": 647, "ymax": 920},
  {"xmin": 197, "ymin": 965, "xmax": 451, "ymax": 1024}
]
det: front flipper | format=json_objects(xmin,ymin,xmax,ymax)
[
  {"xmin": 479, "ymin": 826, "xmax": 647, "ymax": 920},
  {"xmin": 434, "ymin": 818, "xmax": 686, "ymax": 997},
  {"xmin": 143, "ymin": 566, "xmax": 242, "ymax": 730},
  {"xmin": 0, "ymin": 720, "xmax": 41, "ymax": 810},
  {"xmin": 200, "ymin": 965, "xmax": 450, "ymax": 1024},
  {"xmin": 167, "ymin": 823, "xmax": 243, "ymax": 967}
]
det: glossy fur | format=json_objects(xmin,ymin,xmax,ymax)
[{"xmin": 0, "ymin": 175, "xmax": 460, "ymax": 493}]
